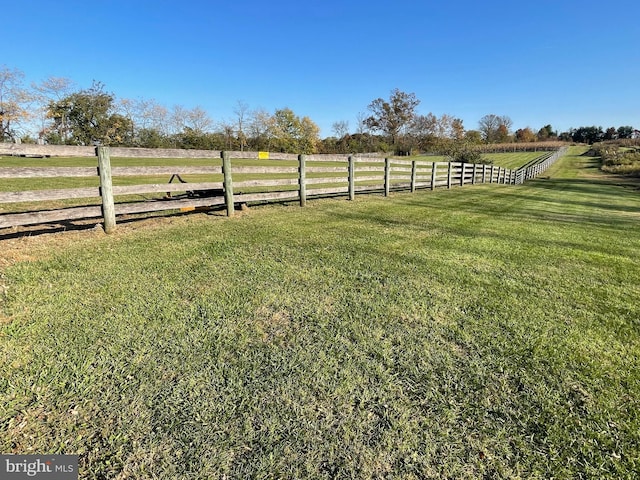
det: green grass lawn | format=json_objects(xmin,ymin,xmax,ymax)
[{"xmin": 1, "ymin": 147, "xmax": 639, "ymax": 478}]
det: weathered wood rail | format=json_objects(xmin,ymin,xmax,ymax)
[{"xmin": 0, "ymin": 144, "xmax": 566, "ymax": 233}]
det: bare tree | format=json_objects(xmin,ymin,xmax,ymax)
[
  {"xmin": 33, "ymin": 76, "xmax": 75, "ymax": 141},
  {"xmin": 117, "ymin": 98, "xmax": 138, "ymax": 142},
  {"xmin": 140, "ymin": 99, "xmax": 169, "ymax": 134},
  {"xmin": 478, "ymin": 114, "xmax": 512, "ymax": 143},
  {"xmin": 234, "ymin": 100, "xmax": 249, "ymax": 151},
  {"xmin": 0, "ymin": 66, "xmax": 33, "ymax": 141},
  {"xmin": 248, "ymin": 108, "xmax": 273, "ymax": 151},
  {"xmin": 331, "ymin": 120, "xmax": 349, "ymax": 139},
  {"xmin": 185, "ymin": 106, "xmax": 213, "ymax": 133},
  {"xmin": 170, "ymin": 105, "xmax": 188, "ymax": 135},
  {"xmin": 355, "ymin": 112, "xmax": 367, "ymax": 135}
]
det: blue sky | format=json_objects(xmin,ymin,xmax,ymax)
[{"xmin": 5, "ymin": 0, "xmax": 640, "ymax": 136}]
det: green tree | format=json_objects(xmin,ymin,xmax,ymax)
[
  {"xmin": 137, "ymin": 128, "xmax": 172, "ymax": 148},
  {"xmin": 571, "ymin": 126, "xmax": 603, "ymax": 144},
  {"xmin": 464, "ymin": 130, "xmax": 483, "ymax": 144},
  {"xmin": 364, "ymin": 88, "xmax": 420, "ymax": 147},
  {"xmin": 617, "ymin": 126, "xmax": 634, "ymax": 139},
  {"xmin": 299, "ymin": 116, "xmax": 320, "ymax": 154},
  {"xmin": 442, "ymin": 140, "xmax": 485, "ymax": 164},
  {"xmin": 47, "ymin": 81, "xmax": 132, "ymax": 145},
  {"xmin": 271, "ymin": 108, "xmax": 320, "ymax": 154},
  {"xmin": 536, "ymin": 124, "xmax": 556, "ymax": 141},
  {"xmin": 604, "ymin": 127, "xmax": 617, "ymax": 140}
]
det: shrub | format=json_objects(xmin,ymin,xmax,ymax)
[
  {"xmin": 592, "ymin": 143, "xmax": 640, "ymax": 176},
  {"xmin": 454, "ymin": 148, "xmax": 485, "ymax": 164}
]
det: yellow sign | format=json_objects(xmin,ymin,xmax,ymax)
[{"xmin": 258, "ymin": 151, "xmax": 270, "ymax": 160}]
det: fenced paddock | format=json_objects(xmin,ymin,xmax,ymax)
[{"xmin": 0, "ymin": 144, "xmax": 566, "ymax": 233}]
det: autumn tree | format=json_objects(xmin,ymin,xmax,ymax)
[
  {"xmin": 364, "ymin": 88, "xmax": 420, "ymax": 147},
  {"xmin": 408, "ymin": 113, "xmax": 465, "ymax": 152},
  {"xmin": 408, "ymin": 113, "xmax": 438, "ymax": 150},
  {"xmin": 515, "ymin": 127, "xmax": 536, "ymax": 143},
  {"xmin": 451, "ymin": 118, "xmax": 465, "ymax": 140}
]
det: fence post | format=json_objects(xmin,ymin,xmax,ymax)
[
  {"xmin": 482, "ymin": 164, "xmax": 487, "ymax": 183},
  {"xmin": 96, "ymin": 146, "xmax": 116, "ymax": 233},
  {"xmin": 384, "ymin": 157, "xmax": 391, "ymax": 197},
  {"xmin": 431, "ymin": 162, "xmax": 437, "ymax": 190},
  {"xmin": 489, "ymin": 165, "xmax": 494, "ymax": 183},
  {"xmin": 460, "ymin": 163, "xmax": 465, "ymax": 187},
  {"xmin": 447, "ymin": 162, "xmax": 452, "ymax": 189},
  {"xmin": 299, "ymin": 154, "xmax": 307, "ymax": 207},
  {"xmin": 472, "ymin": 164, "xmax": 477, "ymax": 185},
  {"xmin": 221, "ymin": 151, "xmax": 234, "ymax": 216},
  {"xmin": 348, "ymin": 155, "xmax": 355, "ymax": 201},
  {"xmin": 410, "ymin": 160, "xmax": 417, "ymax": 193}
]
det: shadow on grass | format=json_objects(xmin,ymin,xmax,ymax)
[
  {"xmin": 507, "ymin": 178, "xmax": 640, "ymax": 215},
  {"xmin": 0, "ymin": 206, "xmax": 228, "ymax": 241},
  {"xmin": 331, "ymin": 205, "xmax": 635, "ymax": 261}
]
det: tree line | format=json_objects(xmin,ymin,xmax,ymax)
[{"xmin": 1, "ymin": 66, "xmax": 637, "ymax": 155}]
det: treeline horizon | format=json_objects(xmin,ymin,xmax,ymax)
[{"xmin": 1, "ymin": 66, "xmax": 637, "ymax": 155}]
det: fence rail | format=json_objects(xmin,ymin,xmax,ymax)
[{"xmin": 0, "ymin": 144, "xmax": 566, "ymax": 233}]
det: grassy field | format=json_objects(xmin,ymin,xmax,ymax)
[
  {"xmin": 1, "ymin": 147, "xmax": 639, "ymax": 478},
  {"xmin": 481, "ymin": 151, "xmax": 548, "ymax": 169},
  {"xmin": 401, "ymin": 151, "xmax": 548, "ymax": 170}
]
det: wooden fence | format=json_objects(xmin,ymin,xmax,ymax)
[
  {"xmin": 0, "ymin": 144, "xmax": 566, "ymax": 233},
  {"xmin": 513, "ymin": 147, "xmax": 567, "ymax": 184}
]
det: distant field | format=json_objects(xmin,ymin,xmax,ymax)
[
  {"xmin": 1, "ymin": 147, "xmax": 639, "ymax": 478},
  {"xmin": 400, "ymin": 151, "xmax": 549, "ymax": 170},
  {"xmin": 482, "ymin": 151, "xmax": 547, "ymax": 169}
]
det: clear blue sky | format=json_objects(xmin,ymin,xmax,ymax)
[{"xmin": 5, "ymin": 0, "xmax": 639, "ymax": 137}]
